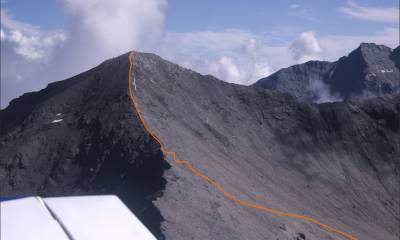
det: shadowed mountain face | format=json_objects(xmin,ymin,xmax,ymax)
[
  {"xmin": 0, "ymin": 54, "xmax": 169, "ymax": 239},
  {"xmin": 390, "ymin": 45, "xmax": 400, "ymax": 68},
  {"xmin": 1, "ymin": 52, "xmax": 399, "ymax": 240},
  {"xmin": 253, "ymin": 43, "xmax": 400, "ymax": 102}
]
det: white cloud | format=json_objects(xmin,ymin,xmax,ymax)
[
  {"xmin": 340, "ymin": 1, "xmax": 399, "ymax": 23},
  {"xmin": 215, "ymin": 56, "xmax": 241, "ymax": 82},
  {"xmin": 56, "ymin": 0, "xmax": 167, "ymax": 77},
  {"xmin": 159, "ymin": 30, "xmax": 278, "ymax": 85},
  {"xmin": 1, "ymin": 10, "xmax": 67, "ymax": 106},
  {"xmin": 1, "ymin": 9, "xmax": 65, "ymax": 61},
  {"xmin": 1, "ymin": 0, "xmax": 167, "ymax": 107},
  {"xmin": 0, "ymin": 29, "xmax": 5, "ymax": 40},
  {"xmin": 6, "ymin": 30, "xmax": 65, "ymax": 60},
  {"xmin": 62, "ymin": 0, "xmax": 166, "ymax": 53},
  {"xmin": 252, "ymin": 62, "xmax": 271, "ymax": 81},
  {"xmin": 307, "ymin": 79, "xmax": 341, "ymax": 103},
  {"xmin": 290, "ymin": 4, "xmax": 299, "ymax": 9},
  {"xmin": 289, "ymin": 32, "xmax": 322, "ymax": 63}
]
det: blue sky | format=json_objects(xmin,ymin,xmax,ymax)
[
  {"xmin": 3, "ymin": 0, "xmax": 398, "ymax": 37},
  {"xmin": 1, "ymin": 0, "xmax": 65, "ymax": 29},
  {"xmin": 166, "ymin": 0, "xmax": 398, "ymax": 35},
  {"xmin": 1, "ymin": 0, "xmax": 399, "ymax": 107}
]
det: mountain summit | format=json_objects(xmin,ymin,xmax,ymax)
[
  {"xmin": 253, "ymin": 43, "xmax": 400, "ymax": 102},
  {"xmin": 1, "ymin": 51, "xmax": 399, "ymax": 240}
]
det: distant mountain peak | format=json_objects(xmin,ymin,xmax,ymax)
[
  {"xmin": 358, "ymin": 42, "xmax": 390, "ymax": 50},
  {"xmin": 352, "ymin": 42, "xmax": 393, "ymax": 63},
  {"xmin": 253, "ymin": 43, "xmax": 400, "ymax": 102}
]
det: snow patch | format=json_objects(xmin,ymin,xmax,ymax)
[
  {"xmin": 380, "ymin": 69, "xmax": 393, "ymax": 73},
  {"xmin": 51, "ymin": 119, "xmax": 63, "ymax": 123},
  {"xmin": 133, "ymin": 76, "xmax": 137, "ymax": 90}
]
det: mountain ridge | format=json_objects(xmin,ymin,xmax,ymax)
[
  {"xmin": 253, "ymin": 43, "xmax": 400, "ymax": 102},
  {"xmin": 1, "ymin": 50, "xmax": 399, "ymax": 240},
  {"xmin": 127, "ymin": 51, "xmax": 358, "ymax": 240}
]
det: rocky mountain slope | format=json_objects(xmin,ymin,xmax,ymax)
[
  {"xmin": 253, "ymin": 43, "xmax": 400, "ymax": 102},
  {"xmin": 1, "ymin": 51, "xmax": 399, "ymax": 240}
]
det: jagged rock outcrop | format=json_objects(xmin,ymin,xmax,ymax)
[
  {"xmin": 1, "ymin": 51, "xmax": 399, "ymax": 240},
  {"xmin": 253, "ymin": 43, "xmax": 400, "ymax": 102}
]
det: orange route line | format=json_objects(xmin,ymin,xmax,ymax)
[{"xmin": 127, "ymin": 51, "xmax": 358, "ymax": 240}]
